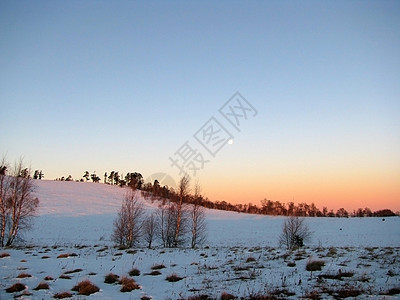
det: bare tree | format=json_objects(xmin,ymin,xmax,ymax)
[
  {"xmin": 173, "ymin": 175, "xmax": 190, "ymax": 247},
  {"xmin": 157, "ymin": 201, "xmax": 177, "ymax": 248},
  {"xmin": 0, "ymin": 158, "xmax": 39, "ymax": 246},
  {"xmin": 279, "ymin": 216, "xmax": 311, "ymax": 250},
  {"xmin": 190, "ymin": 182, "xmax": 207, "ymax": 248},
  {"xmin": 143, "ymin": 211, "xmax": 158, "ymax": 248},
  {"xmin": 112, "ymin": 190, "xmax": 144, "ymax": 248}
]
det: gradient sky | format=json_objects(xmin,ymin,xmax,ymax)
[{"xmin": 1, "ymin": 1, "xmax": 399, "ymax": 212}]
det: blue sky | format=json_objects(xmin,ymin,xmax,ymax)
[{"xmin": 1, "ymin": 1, "xmax": 399, "ymax": 210}]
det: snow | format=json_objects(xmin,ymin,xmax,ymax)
[{"xmin": 1, "ymin": 180, "xmax": 399, "ymax": 299}]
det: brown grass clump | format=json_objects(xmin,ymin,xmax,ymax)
[
  {"xmin": 57, "ymin": 253, "xmax": 69, "ymax": 258},
  {"xmin": 246, "ymin": 257, "xmax": 256, "ymax": 263},
  {"xmin": 34, "ymin": 282, "xmax": 50, "ymax": 290},
  {"xmin": 129, "ymin": 268, "xmax": 141, "ymax": 276},
  {"xmin": 151, "ymin": 263, "xmax": 166, "ymax": 270},
  {"xmin": 104, "ymin": 272, "xmax": 119, "ymax": 284},
  {"xmin": 72, "ymin": 280, "xmax": 99, "ymax": 296},
  {"xmin": 5, "ymin": 282, "xmax": 26, "ymax": 293},
  {"xmin": 44, "ymin": 275, "xmax": 54, "ymax": 280},
  {"xmin": 57, "ymin": 253, "xmax": 77, "ymax": 258},
  {"xmin": 166, "ymin": 273, "xmax": 183, "ymax": 282},
  {"xmin": 221, "ymin": 292, "xmax": 236, "ymax": 299},
  {"xmin": 17, "ymin": 272, "xmax": 32, "ymax": 278},
  {"xmin": 53, "ymin": 291, "xmax": 73, "ymax": 299},
  {"xmin": 146, "ymin": 270, "xmax": 161, "ymax": 276},
  {"xmin": 63, "ymin": 268, "xmax": 83, "ymax": 274},
  {"xmin": 0, "ymin": 252, "xmax": 10, "ymax": 258},
  {"xmin": 119, "ymin": 276, "xmax": 140, "ymax": 292},
  {"xmin": 306, "ymin": 259, "xmax": 325, "ymax": 272},
  {"xmin": 59, "ymin": 274, "xmax": 72, "ymax": 279}
]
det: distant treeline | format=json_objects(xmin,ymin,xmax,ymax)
[{"xmin": 50, "ymin": 170, "xmax": 399, "ymax": 218}]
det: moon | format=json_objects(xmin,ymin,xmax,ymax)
[{"xmin": 228, "ymin": 139, "xmax": 234, "ymax": 145}]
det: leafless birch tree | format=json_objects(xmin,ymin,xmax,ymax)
[
  {"xmin": 112, "ymin": 190, "xmax": 144, "ymax": 248},
  {"xmin": 143, "ymin": 211, "xmax": 158, "ymax": 248},
  {"xmin": 0, "ymin": 158, "xmax": 39, "ymax": 246},
  {"xmin": 173, "ymin": 175, "xmax": 190, "ymax": 247},
  {"xmin": 190, "ymin": 182, "xmax": 207, "ymax": 248}
]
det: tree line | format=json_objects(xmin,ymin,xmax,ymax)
[{"xmin": 44, "ymin": 169, "xmax": 400, "ymax": 218}]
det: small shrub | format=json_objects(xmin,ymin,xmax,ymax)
[
  {"xmin": 17, "ymin": 272, "xmax": 32, "ymax": 278},
  {"xmin": 41, "ymin": 255, "xmax": 51, "ymax": 259},
  {"xmin": 0, "ymin": 252, "xmax": 10, "ymax": 258},
  {"xmin": 5, "ymin": 283, "xmax": 25, "ymax": 293},
  {"xmin": 287, "ymin": 262, "xmax": 296, "ymax": 267},
  {"xmin": 129, "ymin": 268, "xmax": 141, "ymax": 276},
  {"xmin": 53, "ymin": 291, "xmax": 73, "ymax": 299},
  {"xmin": 151, "ymin": 264, "xmax": 166, "ymax": 270},
  {"xmin": 72, "ymin": 280, "xmax": 99, "ymax": 296},
  {"xmin": 166, "ymin": 273, "xmax": 183, "ymax": 282},
  {"xmin": 34, "ymin": 282, "xmax": 50, "ymax": 290},
  {"xmin": 59, "ymin": 274, "xmax": 72, "ymax": 279},
  {"xmin": 44, "ymin": 275, "xmax": 54, "ymax": 280},
  {"xmin": 104, "ymin": 273, "xmax": 119, "ymax": 284},
  {"xmin": 119, "ymin": 276, "xmax": 140, "ymax": 292}
]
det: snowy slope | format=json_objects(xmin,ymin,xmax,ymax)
[
  {"xmin": 29, "ymin": 180, "xmax": 400, "ymax": 248},
  {"xmin": 0, "ymin": 180, "xmax": 399, "ymax": 299}
]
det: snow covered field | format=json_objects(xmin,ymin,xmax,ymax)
[{"xmin": 0, "ymin": 180, "xmax": 399, "ymax": 299}]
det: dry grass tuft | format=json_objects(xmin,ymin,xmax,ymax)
[
  {"xmin": 306, "ymin": 259, "xmax": 325, "ymax": 272},
  {"xmin": 246, "ymin": 256, "xmax": 256, "ymax": 263},
  {"xmin": 221, "ymin": 292, "xmax": 236, "ymax": 299},
  {"xmin": 17, "ymin": 272, "xmax": 32, "ymax": 278},
  {"xmin": 53, "ymin": 291, "xmax": 73, "ymax": 299},
  {"xmin": 63, "ymin": 268, "xmax": 83, "ymax": 274},
  {"xmin": 104, "ymin": 272, "xmax": 119, "ymax": 284},
  {"xmin": 5, "ymin": 283, "xmax": 25, "ymax": 293},
  {"xmin": 57, "ymin": 253, "xmax": 77, "ymax": 258},
  {"xmin": 34, "ymin": 282, "xmax": 50, "ymax": 290},
  {"xmin": 129, "ymin": 268, "xmax": 141, "ymax": 276},
  {"xmin": 166, "ymin": 273, "xmax": 184, "ymax": 282},
  {"xmin": 151, "ymin": 263, "xmax": 166, "ymax": 270},
  {"xmin": 0, "ymin": 252, "xmax": 10, "ymax": 258},
  {"xmin": 72, "ymin": 279, "xmax": 100, "ymax": 295},
  {"xmin": 119, "ymin": 276, "xmax": 140, "ymax": 292}
]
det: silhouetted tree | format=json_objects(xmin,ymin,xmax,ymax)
[
  {"xmin": 83, "ymin": 171, "xmax": 90, "ymax": 182},
  {"xmin": 279, "ymin": 216, "xmax": 311, "ymax": 250},
  {"xmin": 91, "ymin": 172, "xmax": 101, "ymax": 183}
]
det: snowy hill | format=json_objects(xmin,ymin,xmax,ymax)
[
  {"xmin": 29, "ymin": 180, "xmax": 400, "ymax": 248},
  {"xmin": 0, "ymin": 180, "xmax": 399, "ymax": 299}
]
